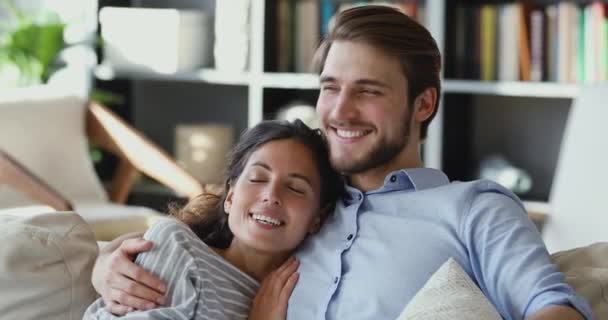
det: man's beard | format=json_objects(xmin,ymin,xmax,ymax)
[{"xmin": 330, "ymin": 114, "xmax": 412, "ymax": 175}]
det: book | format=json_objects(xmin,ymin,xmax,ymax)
[
  {"xmin": 480, "ymin": 4, "xmax": 497, "ymax": 81},
  {"xmin": 497, "ymin": 4, "xmax": 520, "ymax": 81}
]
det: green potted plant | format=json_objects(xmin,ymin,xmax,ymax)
[{"xmin": 0, "ymin": 0, "xmax": 65, "ymax": 87}]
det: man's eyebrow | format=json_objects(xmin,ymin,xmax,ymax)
[
  {"xmin": 354, "ymin": 79, "xmax": 390, "ymax": 88},
  {"xmin": 251, "ymin": 162, "xmax": 313, "ymax": 187},
  {"xmin": 319, "ymin": 76, "xmax": 390, "ymax": 89},
  {"xmin": 319, "ymin": 75, "xmax": 336, "ymax": 83}
]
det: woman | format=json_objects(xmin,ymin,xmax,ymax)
[{"xmin": 83, "ymin": 119, "xmax": 344, "ymax": 319}]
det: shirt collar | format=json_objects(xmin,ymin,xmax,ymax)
[
  {"xmin": 400, "ymin": 167, "xmax": 450, "ymax": 191},
  {"xmin": 344, "ymin": 167, "xmax": 450, "ymax": 197}
]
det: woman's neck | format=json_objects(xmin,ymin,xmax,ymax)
[{"xmin": 213, "ymin": 241, "xmax": 290, "ymax": 282}]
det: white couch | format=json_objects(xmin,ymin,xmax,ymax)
[{"xmin": 0, "ymin": 209, "xmax": 606, "ymax": 319}]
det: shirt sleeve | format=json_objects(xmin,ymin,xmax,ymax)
[
  {"xmin": 461, "ymin": 181, "xmax": 592, "ymax": 320},
  {"xmin": 83, "ymin": 218, "xmax": 201, "ymax": 320}
]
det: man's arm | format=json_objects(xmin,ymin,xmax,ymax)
[
  {"xmin": 92, "ymin": 232, "xmax": 167, "ymax": 315},
  {"xmin": 526, "ymin": 305, "xmax": 584, "ymax": 320},
  {"xmin": 463, "ymin": 184, "xmax": 592, "ymax": 319},
  {"xmin": 86, "ymin": 220, "xmax": 199, "ymax": 319}
]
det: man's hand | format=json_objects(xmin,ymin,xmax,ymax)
[
  {"xmin": 92, "ymin": 232, "xmax": 167, "ymax": 315},
  {"xmin": 249, "ymin": 257, "xmax": 300, "ymax": 320}
]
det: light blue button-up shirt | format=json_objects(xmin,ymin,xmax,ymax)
[{"xmin": 288, "ymin": 168, "xmax": 591, "ymax": 320}]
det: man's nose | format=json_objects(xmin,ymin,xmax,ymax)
[{"xmin": 332, "ymin": 91, "xmax": 358, "ymax": 121}]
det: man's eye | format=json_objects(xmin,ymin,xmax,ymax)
[
  {"xmin": 322, "ymin": 86, "xmax": 338, "ymax": 92},
  {"xmin": 361, "ymin": 89, "xmax": 380, "ymax": 95},
  {"xmin": 249, "ymin": 178, "xmax": 265, "ymax": 183}
]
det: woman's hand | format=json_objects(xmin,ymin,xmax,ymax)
[
  {"xmin": 92, "ymin": 232, "xmax": 167, "ymax": 315},
  {"xmin": 249, "ymin": 257, "xmax": 300, "ymax": 320}
]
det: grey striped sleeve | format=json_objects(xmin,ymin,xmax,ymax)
[{"xmin": 83, "ymin": 218, "xmax": 201, "ymax": 320}]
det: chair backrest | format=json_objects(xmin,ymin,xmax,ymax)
[
  {"xmin": 0, "ymin": 85, "xmax": 108, "ymax": 208},
  {"xmin": 543, "ymin": 85, "xmax": 608, "ymax": 253}
]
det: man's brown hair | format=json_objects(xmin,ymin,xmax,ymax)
[{"xmin": 313, "ymin": 5, "xmax": 442, "ymax": 141}]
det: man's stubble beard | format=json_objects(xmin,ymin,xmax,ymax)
[{"xmin": 330, "ymin": 111, "xmax": 412, "ymax": 175}]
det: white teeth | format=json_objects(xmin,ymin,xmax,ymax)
[
  {"xmin": 336, "ymin": 129, "xmax": 367, "ymax": 139},
  {"xmin": 252, "ymin": 214, "xmax": 283, "ymax": 226}
]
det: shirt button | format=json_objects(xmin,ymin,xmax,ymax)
[
  {"xmin": 334, "ymin": 276, "xmax": 339, "ymax": 284},
  {"xmin": 390, "ymin": 175, "xmax": 397, "ymax": 182},
  {"xmin": 347, "ymin": 234, "xmax": 353, "ymax": 240}
]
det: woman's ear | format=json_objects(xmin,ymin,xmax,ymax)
[
  {"xmin": 308, "ymin": 216, "xmax": 321, "ymax": 234},
  {"xmin": 308, "ymin": 204, "xmax": 332, "ymax": 234},
  {"xmin": 224, "ymin": 187, "xmax": 234, "ymax": 214}
]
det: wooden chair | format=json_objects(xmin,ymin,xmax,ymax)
[{"xmin": 0, "ymin": 85, "xmax": 205, "ymax": 240}]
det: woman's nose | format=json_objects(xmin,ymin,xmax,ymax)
[{"xmin": 262, "ymin": 183, "xmax": 282, "ymax": 206}]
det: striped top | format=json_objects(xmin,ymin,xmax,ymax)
[{"xmin": 83, "ymin": 218, "xmax": 260, "ymax": 320}]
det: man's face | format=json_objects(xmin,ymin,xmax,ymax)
[{"xmin": 316, "ymin": 40, "xmax": 413, "ymax": 175}]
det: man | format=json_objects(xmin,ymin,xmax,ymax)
[{"xmin": 93, "ymin": 6, "xmax": 591, "ymax": 319}]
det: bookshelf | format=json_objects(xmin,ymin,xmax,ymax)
[{"xmin": 96, "ymin": 0, "xmax": 606, "ymax": 204}]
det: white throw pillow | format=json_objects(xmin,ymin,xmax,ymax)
[
  {"xmin": 0, "ymin": 85, "xmax": 108, "ymax": 208},
  {"xmin": 397, "ymin": 258, "xmax": 502, "ymax": 320},
  {"xmin": 0, "ymin": 211, "xmax": 99, "ymax": 320}
]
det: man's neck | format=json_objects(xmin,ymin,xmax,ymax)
[{"xmin": 349, "ymin": 151, "xmax": 423, "ymax": 192}]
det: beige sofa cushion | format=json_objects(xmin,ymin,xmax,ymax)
[
  {"xmin": 0, "ymin": 85, "xmax": 108, "ymax": 208},
  {"xmin": 551, "ymin": 242, "xmax": 608, "ymax": 319},
  {"xmin": 397, "ymin": 258, "xmax": 502, "ymax": 320},
  {"xmin": 0, "ymin": 211, "xmax": 99, "ymax": 320}
]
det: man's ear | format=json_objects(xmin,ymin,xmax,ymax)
[
  {"xmin": 224, "ymin": 187, "xmax": 234, "ymax": 214},
  {"xmin": 413, "ymin": 87, "xmax": 437, "ymax": 123}
]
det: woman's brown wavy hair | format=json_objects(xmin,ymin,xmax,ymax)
[{"xmin": 170, "ymin": 119, "xmax": 344, "ymax": 249}]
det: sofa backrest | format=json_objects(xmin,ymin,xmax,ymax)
[{"xmin": 0, "ymin": 85, "xmax": 108, "ymax": 208}]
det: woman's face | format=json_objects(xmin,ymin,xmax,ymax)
[{"xmin": 224, "ymin": 138, "xmax": 323, "ymax": 255}]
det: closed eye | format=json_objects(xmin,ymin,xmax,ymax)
[
  {"xmin": 321, "ymin": 85, "xmax": 339, "ymax": 92},
  {"xmin": 288, "ymin": 186, "xmax": 305, "ymax": 195},
  {"xmin": 360, "ymin": 89, "xmax": 381, "ymax": 96}
]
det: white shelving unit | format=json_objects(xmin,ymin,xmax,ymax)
[
  {"xmin": 98, "ymin": 0, "xmax": 582, "ymax": 203},
  {"xmin": 443, "ymin": 80, "xmax": 581, "ymax": 98}
]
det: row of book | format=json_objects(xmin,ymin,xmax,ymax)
[
  {"xmin": 270, "ymin": 0, "xmax": 423, "ymax": 73},
  {"xmin": 445, "ymin": 2, "xmax": 608, "ymax": 83}
]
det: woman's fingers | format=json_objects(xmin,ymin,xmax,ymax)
[
  {"xmin": 272, "ymin": 258, "xmax": 300, "ymax": 287},
  {"xmin": 279, "ymin": 272, "xmax": 299, "ymax": 304}
]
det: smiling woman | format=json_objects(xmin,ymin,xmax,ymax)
[{"xmin": 82, "ymin": 119, "xmax": 344, "ymax": 320}]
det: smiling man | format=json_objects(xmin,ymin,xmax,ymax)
[{"xmin": 91, "ymin": 6, "xmax": 591, "ymax": 320}]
